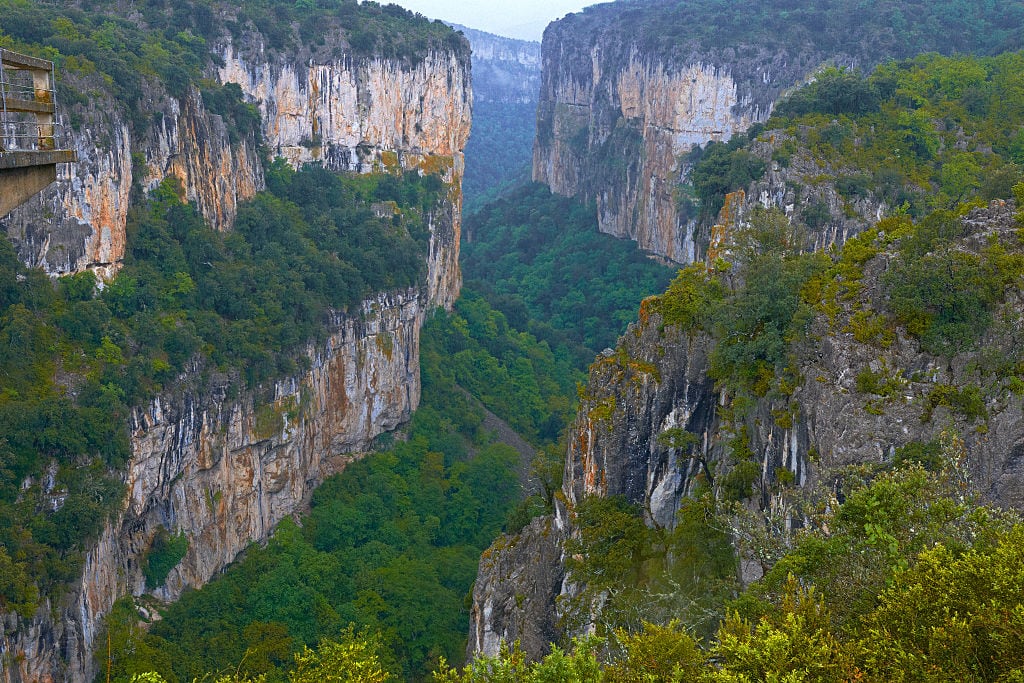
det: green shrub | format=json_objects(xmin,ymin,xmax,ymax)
[
  {"xmin": 143, "ymin": 528, "xmax": 189, "ymax": 590},
  {"xmin": 922, "ymin": 384, "xmax": 987, "ymax": 423}
]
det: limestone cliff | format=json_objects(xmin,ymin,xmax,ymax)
[
  {"xmin": 2, "ymin": 35, "xmax": 472, "ymax": 286},
  {"xmin": 1, "ymin": 288, "xmax": 434, "ymax": 683},
  {"xmin": 470, "ymin": 200, "xmax": 1024, "ymax": 657},
  {"xmin": 1, "ymin": 81, "xmax": 263, "ymax": 278},
  {"xmin": 0, "ymin": 16, "xmax": 471, "ymax": 683},
  {"xmin": 533, "ymin": 0, "xmax": 1023, "ymax": 263},
  {"xmin": 216, "ymin": 42, "xmax": 471, "ymax": 307}
]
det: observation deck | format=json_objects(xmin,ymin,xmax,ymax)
[{"xmin": 0, "ymin": 48, "xmax": 76, "ymax": 217}]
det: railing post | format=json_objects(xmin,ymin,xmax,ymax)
[
  {"xmin": 0, "ymin": 49, "xmax": 8, "ymax": 153},
  {"xmin": 32, "ymin": 68, "xmax": 54, "ymax": 150}
]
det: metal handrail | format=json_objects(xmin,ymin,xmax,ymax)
[{"xmin": 0, "ymin": 48, "xmax": 63, "ymax": 153}]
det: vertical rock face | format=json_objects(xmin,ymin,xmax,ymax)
[
  {"xmin": 218, "ymin": 45, "xmax": 471, "ymax": 176},
  {"xmin": 1, "ymin": 288, "xmax": 436, "ymax": 683},
  {"xmin": 533, "ymin": 17, "xmax": 806, "ymax": 263},
  {"xmin": 470, "ymin": 203, "xmax": 1024, "ymax": 658},
  {"xmin": 531, "ymin": 0, "xmax": 1020, "ymax": 264},
  {"xmin": 1, "ymin": 84, "xmax": 263, "ymax": 277},
  {"xmin": 0, "ymin": 26, "xmax": 471, "ymax": 683}
]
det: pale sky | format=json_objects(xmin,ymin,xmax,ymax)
[{"xmin": 384, "ymin": 0, "xmax": 597, "ymax": 41}]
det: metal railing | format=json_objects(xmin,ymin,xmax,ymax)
[{"xmin": 0, "ymin": 48, "xmax": 66, "ymax": 153}]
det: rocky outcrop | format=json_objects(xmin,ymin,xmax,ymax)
[
  {"xmin": 709, "ymin": 133, "xmax": 890, "ymax": 257},
  {"xmin": 469, "ymin": 516, "xmax": 566, "ymax": 659},
  {"xmin": 0, "ymin": 21, "xmax": 471, "ymax": 683},
  {"xmin": 533, "ymin": 0, "xmax": 1022, "ymax": 263},
  {"xmin": 470, "ymin": 200, "xmax": 1024, "ymax": 657},
  {"xmin": 1, "ymin": 83, "xmax": 263, "ymax": 278}
]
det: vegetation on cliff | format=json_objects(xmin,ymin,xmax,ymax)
[
  {"xmin": 552, "ymin": 0, "xmax": 1021, "ymax": 84},
  {"xmin": 97, "ymin": 292, "xmax": 578, "ymax": 682},
  {"xmin": 691, "ymin": 51, "xmax": 1024, "ymax": 224},
  {"xmin": 456, "ymin": 41, "xmax": 1024, "ymax": 680},
  {"xmin": 0, "ymin": 0, "xmax": 464, "ymax": 128},
  {"xmin": 0, "ymin": 165, "xmax": 443, "ymax": 621},
  {"xmin": 439, "ymin": 449, "xmax": 1024, "ymax": 681},
  {"xmin": 97, "ymin": 179, "xmax": 682, "ymax": 681}
]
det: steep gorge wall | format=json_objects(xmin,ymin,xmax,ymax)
[
  {"xmin": 2, "ymin": 288, "xmax": 431, "ymax": 683},
  {"xmin": 532, "ymin": 1, "xmax": 1019, "ymax": 264},
  {"xmin": 470, "ymin": 202, "xmax": 1024, "ymax": 657},
  {"xmin": 0, "ymin": 27, "xmax": 471, "ymax": 683},
  {"xmin": 533, "ymin": 18, "xmax": 821, "ymax": 263}
]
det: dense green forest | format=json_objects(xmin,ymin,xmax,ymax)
[
  {"xmin": 121, "ymin": 452, "xmax": 1024, "ymax": 680},
  {"xmin": 0, "ymin": 165, "xmax": 442, "ymax": 621},
  {"xmin": 463, "ymin": 184, "xmax": 676, "ymax": 360},
  {"xmin": 690, "ymin": 51, "xmax": 1024, "ymax": 223}
]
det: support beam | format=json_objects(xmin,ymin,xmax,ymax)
[
  {"xmin": 0, "ymin": 162, "xmax": 57, "ymax": 217},
  {"xmin": 0, "ymin": 50, "xmax": 52, "ymax": 71},
  {"xmin": 3, "ymin": 97, "xmax": 54, "ymax": 115}
]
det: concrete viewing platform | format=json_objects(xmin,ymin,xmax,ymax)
[{"xmin": 0, "ymin": 48, "xmax": 76, "ymax": 217}]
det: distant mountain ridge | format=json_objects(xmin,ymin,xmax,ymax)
[
  {"xmin": 451, "ymin": 24, "xmax": 542, "ymax": 203},
  {"xmin": 449, "ymin": 24, "xmax": 540, "ymax": 105}
]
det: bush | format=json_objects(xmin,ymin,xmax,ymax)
[{"xmin": 143, "ymin": 528, "xmax": 189, "ymax": 590}]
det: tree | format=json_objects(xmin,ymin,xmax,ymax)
[{"xmin": 289, "ymin": 628, "xmax": 392, "ymax": 683}]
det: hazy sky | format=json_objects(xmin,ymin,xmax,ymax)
[{"xmin": 385, "ymin": 0, "xmax": 596, "ymax": 41}]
